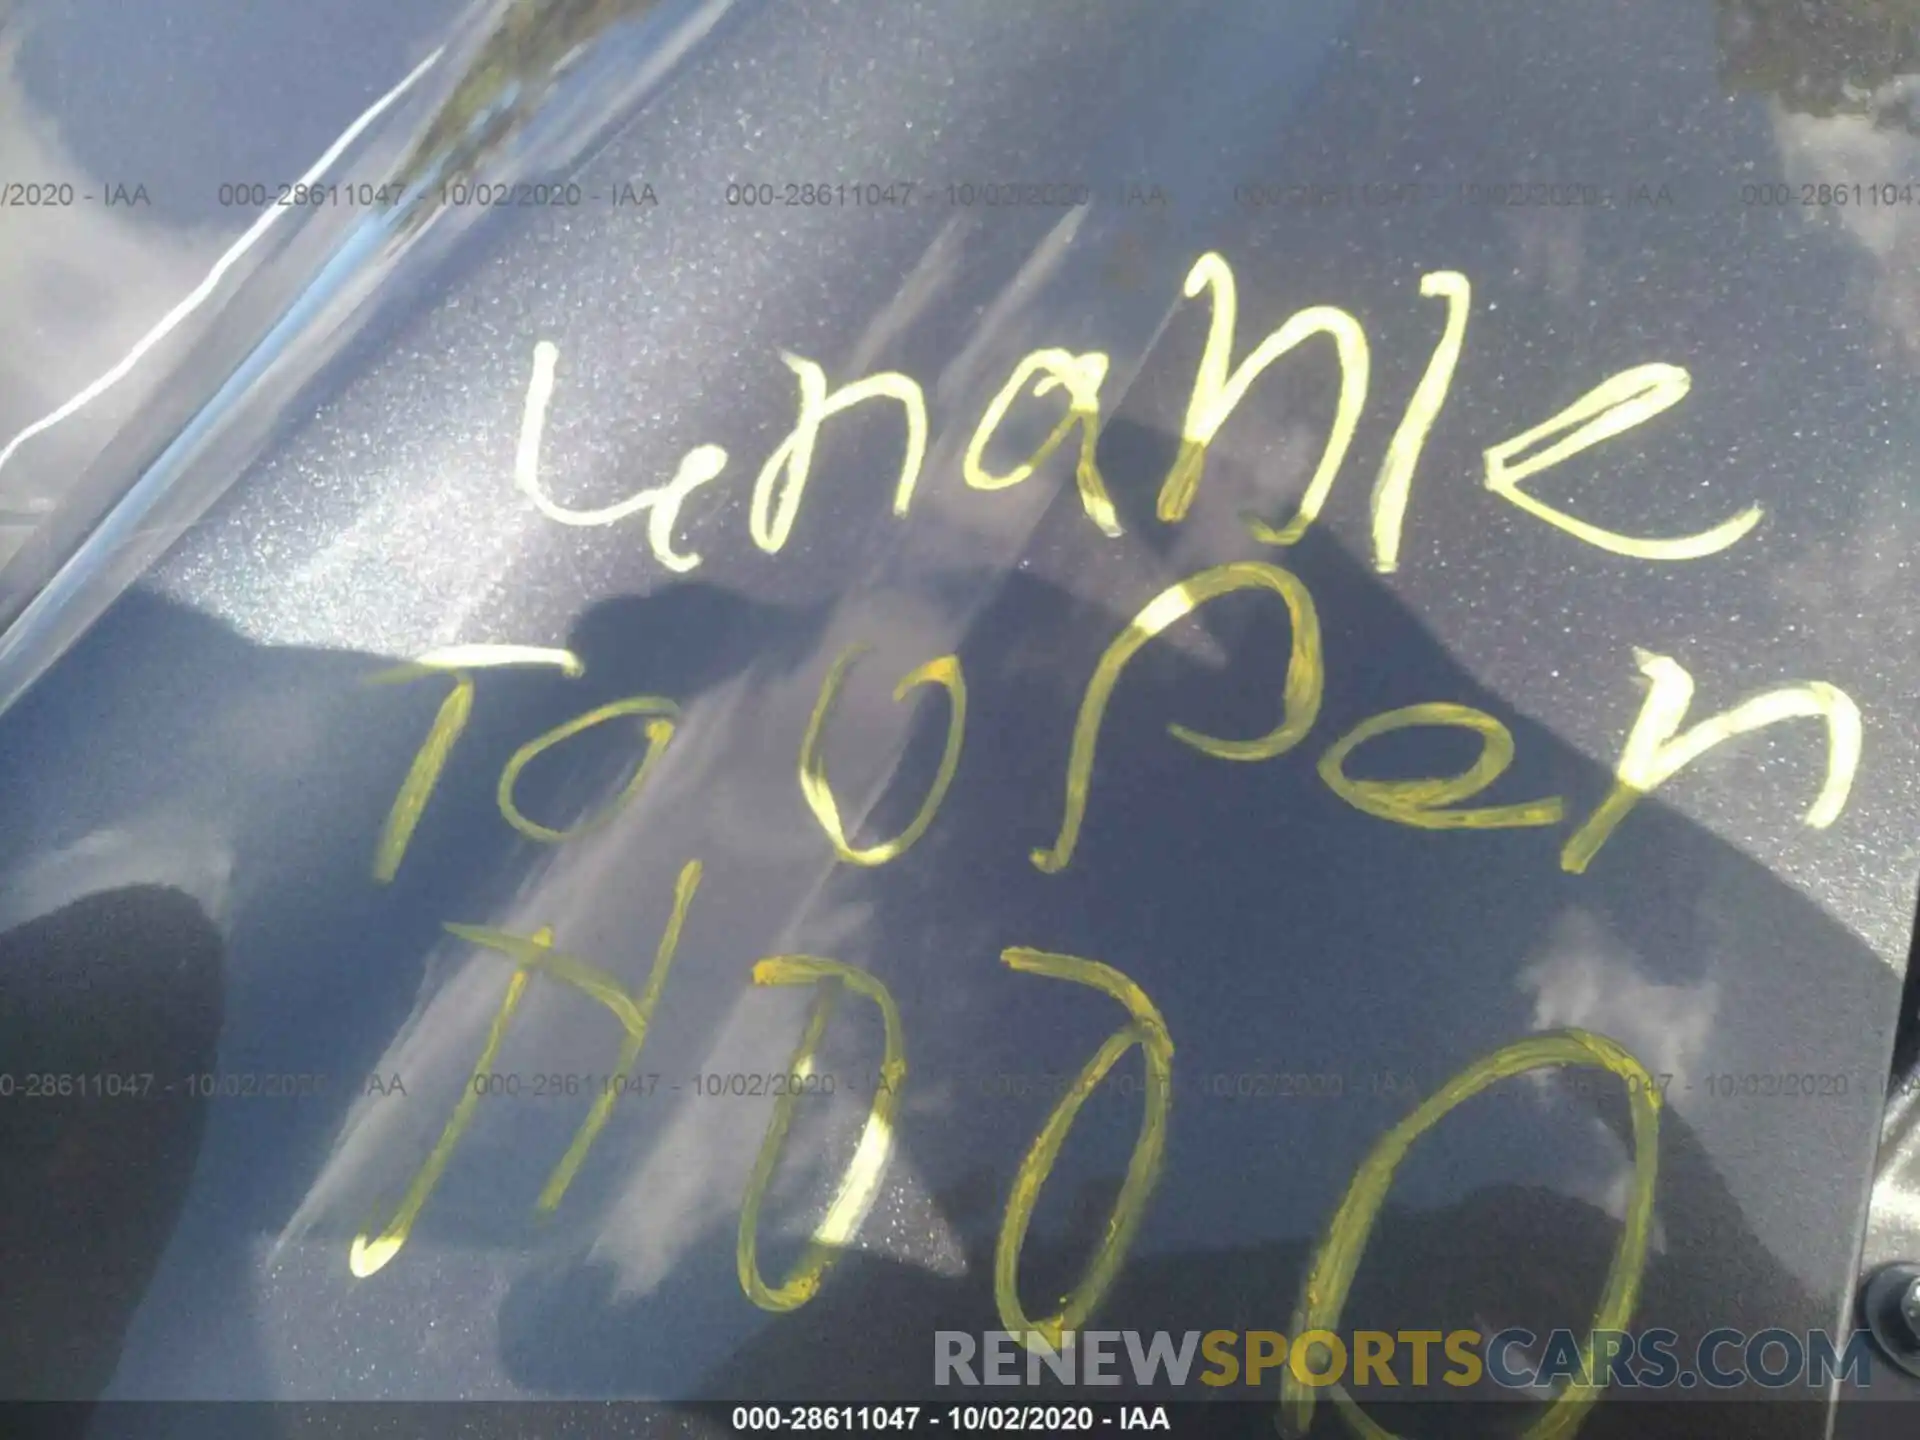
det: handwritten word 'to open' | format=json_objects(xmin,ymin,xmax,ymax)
[{"xmin": 367, "ymin": 568, "xmax": 1859, "ymax": 890}]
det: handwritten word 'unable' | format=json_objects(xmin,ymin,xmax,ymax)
[{"xmin": 510, "ymin": 253, "xmax": 1762, "ymax": 575}]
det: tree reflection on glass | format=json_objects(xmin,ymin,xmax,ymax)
[{"xmin": 1718, "ymin": 0, "xmax": 1920, "ymax": 128}]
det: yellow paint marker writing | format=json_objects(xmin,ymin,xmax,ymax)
[
  {"xmin": 1369, "ymin": 271, "xmax": 1470, "ymax": 573},
  {"xmin": 1281, "ymin": 1028, "xmax": 1660, "ymax": 1440},
  {"xmin": 1034, "ymin": 561, "xmax": 1323, "ymax": 873},
  {"xmin": 798, "ymin": 646, "xmax": 966, "ymax": 866},
  {"xmin": 1317, "ymin": 702, "xmax": 1564, "ymax": 831},
  {"xmin": 738, "ymin": 957, "xmax": 906, "ymax": 1310},
  {"xmin": 1157, "ymin": 254, "xmax": 1370, "ymax": 558},
  {"xmin": 348, "ymin": 860, "xmax": 702, "ymax": 1276},
  {"xmin": 367, "ymin": 645, "xmax": 585, "ymax": 882},
  {"xmin": 751, "ymin": 353, "xmax": 928, "ymax": 554},
  {"xmin": 496, "ymin": 695, "xmax": 680, "ymax": 844},
  {"xmin": 1562, "ymin": 649, "xmax": 1861, "ymax": 873},
  {"xmin": 515, "ymin": 340, "xmax": 729, "ymax": 570},
  {"xmin": 963, "ymin": 348, "xmax": 1122, "ymax": 537},
  {"xmin": 1483, "ymin": 363, "xmax": 1762, "ymax": 561},
  {"xmin": 994, "ymin": 948, "xmax": 1174, "ymax": 1353}
]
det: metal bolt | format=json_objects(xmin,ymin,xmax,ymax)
[
  {"xmin": 1861, "ymin": 1261, "xmax": 1920, "ymax": 1380},
  {"xmin": 1901, "ymin": 1274, "xmax": 1920, "ymax": 1344}
]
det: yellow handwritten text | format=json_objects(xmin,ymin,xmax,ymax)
[
  {"xmin": 798, "ymin": 645, "xmax": 967, "ymax": 866},
  {"xmin": 1282, "ymin": 1028, "xmax": 1660, "ymax": 1440},
  {"xmin": 1317, "ymin": 702, "xmax": 1564, "ymax": 831},
  {"xmin": 963, "ymin": 348, "xmax": 1122, "ymax": 537},
  {"xmin": 368, "ymin": 645, "xmax": 585, "ymax": 882},
  {"xmin": 343, "ymin": 246, "xmax": 1877, "ymax": 1350},
  {"xmin": 1483, "ymin": 363, "xmax": 1762, "ymax": 561},
  {"xmin": 1561, "ymin": 649, "xmax": 1862, "ymax": 873},
  {"xmin": 1370, "ymin": 271, "xmax": 1470, "ymax": 573},
  {"xmin": 994, "ymin": 948, "xmax": 1173, "ymax": 1353},
  {"xmin": 348, "ymin": 859, "xmax": 702, "ymax": 1277},
  {"xmin": 1034, "ymin": 561, "xmax": 1324, "ymax": 873},
  {"xmin": 751, "ymin": 352, "xmax": 928, "ymax": 554},
  {"xmin": 1158, "ymin": 253, "xmax": 1370, "ymax": 558},
  {"xmin": 515, "ymin": 341, "xmax": 731, "ymax": 570},
  {"xmin": 737, "ymin": 957, "xmax": 906, "ymax": 1310},
  {"xmin": 496, "ymin": 695, "xmax": 679, "ymax": 844}
]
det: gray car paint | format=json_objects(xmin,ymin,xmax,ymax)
[{"xmin": 0, "ymin": 1, "xmax": 1916, "ymax": 1432}]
